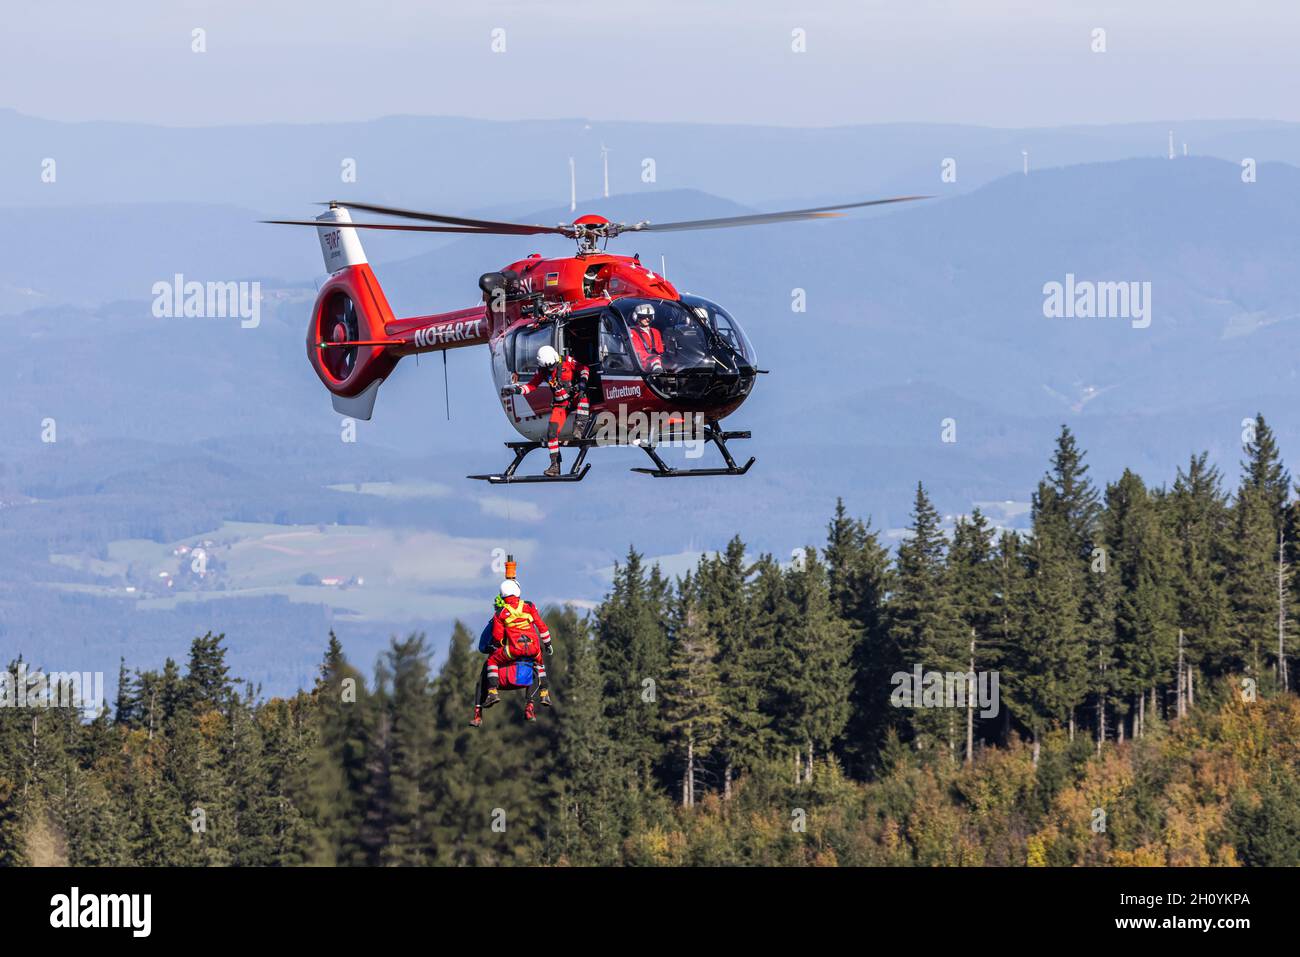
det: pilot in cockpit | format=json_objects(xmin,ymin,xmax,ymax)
[{"xmin": 628, "ymin": 303, "xmax": 666, "ymax": 372}]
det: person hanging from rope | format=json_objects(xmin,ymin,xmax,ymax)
[
  {"xmin": 502, "ymin": 344, "xmax": 590, "ymax": 477},
  {"xmin": 470, "ymin": 578, "xmax": 554, "ymax": 726}
]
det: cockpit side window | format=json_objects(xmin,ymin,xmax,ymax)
[
  {"xmin": 608, "ymin": 275, "xmax": 637, "ymax": 297},
  {"xmin": 600, "ymin": 312, "xmax": 635, "ymax": 373},
  {"xmin": 711, "ymin": 310, "xmax": 743, "ymax": 353},
  {"xmin": 583, "ymin": 264, "xmax": 610, "ymax": 299}
]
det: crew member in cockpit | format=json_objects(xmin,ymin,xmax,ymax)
[{"xmin": 628, "ymin": 303, "xmax": 666, "ymax": 372}]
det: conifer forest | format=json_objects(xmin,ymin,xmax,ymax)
[{"xmin": 5, "ymin": 422, "xmax": 1299, "ymax": 868}]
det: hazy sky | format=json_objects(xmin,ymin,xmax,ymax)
[{"xmin": 6, "ymin": 0, "xmax": 1298, "ymax": 128}]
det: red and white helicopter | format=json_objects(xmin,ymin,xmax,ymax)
[{"xmin": 267, "ymin": 195, "xmax": 924, "ymax": 482}]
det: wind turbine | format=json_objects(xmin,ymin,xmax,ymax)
[
  {"xmin": 600, "ymin": 143, "xmax": 611, "ymax": 198},
  {"xmin": 569, "ymin": 157, "xmax": 576, "ymax": 213}
]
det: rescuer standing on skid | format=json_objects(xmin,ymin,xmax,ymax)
[{"xmin": 503, "ymin": 344, "xmax": 591, "ymax": 476}]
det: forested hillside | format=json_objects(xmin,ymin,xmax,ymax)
[{"xmin": 3, "ymin": 420, "xmax": 1299, "ymax": 866}]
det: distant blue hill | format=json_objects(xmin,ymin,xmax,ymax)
[{"xmin": 5, "ymin": 107, "xmax": 1299, "ymax": 210}]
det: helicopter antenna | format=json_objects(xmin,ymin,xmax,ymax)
[
  {"xmin": 442, "ymin": 350, "xmax": 450, "ymax": 420},
  {"xmin": 661, "ymin": 254, "xmax": 667, "ymax": 279}
]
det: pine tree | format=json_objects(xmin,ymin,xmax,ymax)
[
  {"xmin": 694, "ymin": 537, "xmax": 769, "ymax": 796},
  {"xmin": 377, "ymin": 634, "xmax": 436, "ymax": 865},
  {"xmin": 183, "ymin": 632, "xmax": 233, "ymax": 714},
  {"xmin": 1045, "ymin": 425, "xmax": 1102, "ymax": 562},
  {"xmin": 1230, "ymin": 414, "xmax": 1293, "ymax": 685},
  {"xmin": 548, "ymin": 618, "xmax": 619, "ymax": 864},
  {"xmin": 1242, "ymin": 414, "xmax": 1291, "ymax": 527},
  {"xmin": 662, "ymin": 580, "xmax": 723, "ymax": 806},
  {"xmin": 259, "ymin": 692, "xmax": 316, "ymax": 865},
  {"xmin": 308, "ymin": 633, "xmax": 374, "ymax": 866},
  {"xmin": 1018, "ymin": 480, "xmax": 1089, "ymax": 760},
  {"xmin": 222, "ymin": 683, "xmax": 274, "ymax": 865},
  {"xmin": 1169, "ymin": 453, "xmax": 1233, "ymax": 681},
  {"xmin": 772, "ymin": 550, "xmax": 851, "ymax": 781},
  {"xmin": 890, "ymin": 483, "xmax": 960, "ymax": 752},
  {"xmin": 989, "ymin": 531, "xmax": 1028, "ymax": 747},
  {"xmin": 594, "ymin": 550, "xmax": 671, "ymax": 792},
  {"xmin": 1230, "ymin": 484, "xmax": 1276, "ymax": 680},
  {"xmin": 948, "ymin": 509, "xmax": 997, "ymax": 761},
  {"xmin": 135, "ymin": 658, "xmax": 184, "ymax": 740},
  {"xmin": 1103, "ymin": 470, "xmax": 1177, "ymax": 734},
  {"xmin": 747, "ymin": 554, "xmax": 799, "ymax": 781},
  {"xmin": 113, "ymin": 658, "xmax": 137, "ymax": 727},
  {"xmin": 1028, "ymin": 427, "xmax": 1102, "ymax": 742},
  {"xmin": 823, "ymin": 500, "xmax": 894, "ymax": 776},
  {"xmin": 426, "ymin": 624, "xmax": 482, "ymax": 865}
]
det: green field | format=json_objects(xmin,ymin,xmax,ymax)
[{"xmin": 47, "ymin": 520, "xmax": 530, "ymax": 621}]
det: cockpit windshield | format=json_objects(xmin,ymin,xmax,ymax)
[
  {"xmin": 679, "ymin": 295, "xmax": 757, "ymax": 368},
  {"xmin": 608, "ymin": 297, "xmax": 757, "ymax": 375}
]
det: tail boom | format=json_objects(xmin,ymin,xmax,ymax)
[{"xmin": 305, "ymin": 207, "xmax": 489, "ymax": 421}]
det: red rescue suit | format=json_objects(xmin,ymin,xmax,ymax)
[
  {"xmin": 629, "ymin": 324, "xmax": 665, "ymax": 372},
  {"xmin": 519, "ymin": 355, "xmax": 590, "ymax": 452},
  {"xmin": 485, "ymin": 596, "xmax": 551, "ymax": 690}
]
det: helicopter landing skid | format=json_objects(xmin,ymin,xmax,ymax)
[
  {"xmin": 630, "ymin": 428, "xmax": 756, "ymax": 478},
  {"xmin": 467, "ymin": 439, "xmax": 595, "ymax": 484}
]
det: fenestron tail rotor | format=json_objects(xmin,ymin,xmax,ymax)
[{"xmin": 321, "ymin": 292, "xmax": 360, "ymax": 379}]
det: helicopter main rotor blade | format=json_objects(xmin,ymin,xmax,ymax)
[
  {"xmin": 262, "ymin": 218, "xmax": 558, "ymax": 235},
  {"xmin": 619, "ymin": 195, "xmax": 931, "ymax": 234},
  {"xmin": 316, "ymin": 200, "xmax": 568, "ymax": 235},
  {"xmin": 265, "ymin": 194, "xmax": 929, "ymax": 238}
]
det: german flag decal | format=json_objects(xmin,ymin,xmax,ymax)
[{"xmin": 545, "ymin": 272, "xmax": 560, "ymax": 286}]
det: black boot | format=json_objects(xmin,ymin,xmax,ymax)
[
  {"xmin": 543, "ymin": 452, "xmax": 562, "ymax": 477},
  {"xmin": 571, "ymin": 409, "xmax": 591, "ymax": 439}
]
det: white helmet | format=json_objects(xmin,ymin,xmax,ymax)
[
  {"xmin": 499, "ymin": 579, "xmax": 521, "ymax": 599},
  {"xmin": 536, "ymin": 345, "xmax": 560, "ymax": 367}
]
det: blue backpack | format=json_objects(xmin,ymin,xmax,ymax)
[{"xmin": 511, "ymin": 660, "xmax": 536, "ymax": 687}]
